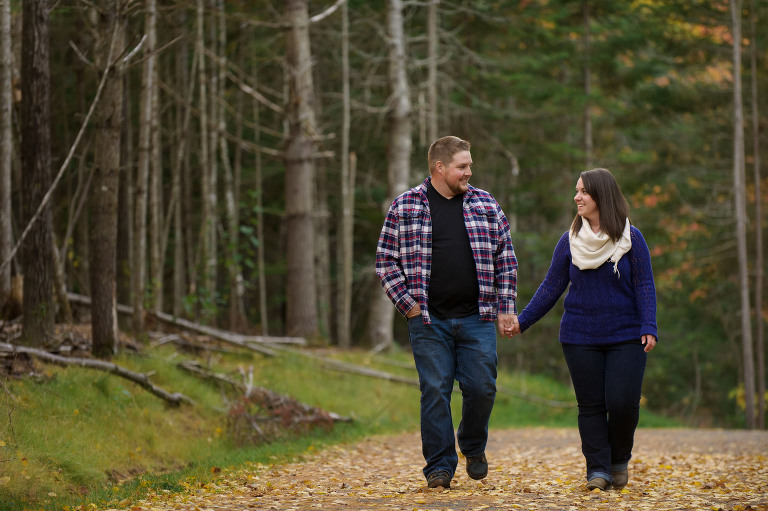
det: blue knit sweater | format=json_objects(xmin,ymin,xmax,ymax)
[{"xmin": 518, "ymin": 226, "xmax": 658, "ymax": 345}]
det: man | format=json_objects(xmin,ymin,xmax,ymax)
[{"xmin": 375, "ymin": 136, "xmax": 518, "ymax": 489}]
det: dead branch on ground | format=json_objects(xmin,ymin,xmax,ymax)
[{"xmin": 0, "ymin": 342, "xmax": 194, "ymax": 407}]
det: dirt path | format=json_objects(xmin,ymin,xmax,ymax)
[{"xmin": 119, "ymin": 428, "xmax": 768, "ymax": 511}]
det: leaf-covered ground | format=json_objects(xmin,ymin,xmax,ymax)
[{"xmin": 109, "ymin": 428, "xmax": 768, "ymax": 511}]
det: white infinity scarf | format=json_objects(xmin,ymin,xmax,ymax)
[{"xmin": 569, "ymin": 218, "xmax": 632, "ymax": 274}]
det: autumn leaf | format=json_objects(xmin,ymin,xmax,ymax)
[{"xmin": 92, "ymin": 428, "xmax": 768, "ymax": 511}]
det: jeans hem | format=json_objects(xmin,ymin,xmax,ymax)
[{"xmin": 586, "ymin": 471, "xmax": 612, "ymax": 483}]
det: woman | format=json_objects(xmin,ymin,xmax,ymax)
[{"xmin": 515, "ymin": 168, "xmax": 657, "ymax": 491}]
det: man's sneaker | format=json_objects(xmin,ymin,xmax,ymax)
[
  {"xmin": 465, "ymin": 453, "xmax": 488, "ymax": 480},
  {"xmin": 427, "ymin": 470, "xmax": 452, "ymax": 489}
]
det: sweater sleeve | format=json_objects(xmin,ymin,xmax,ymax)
[
  {"xmin": 629, "ymin": 227, "xmax": 659, "ymax": 341},
  {"xmin": 518, "ymin": 232, "xmax": 571, "ymax": 332}
]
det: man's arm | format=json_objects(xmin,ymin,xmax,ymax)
[
  {"xmin": 493, "ymin": 203, "xmax": 518, "ymax": 317},
  {"xmin": 375, "ymin": 205, "xmax": 418, "ymax": 317}
]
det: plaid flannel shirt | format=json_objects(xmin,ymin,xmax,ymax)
[{"xmin": 375, "ymin": 178, "xmax": 517, "ymax": 323}]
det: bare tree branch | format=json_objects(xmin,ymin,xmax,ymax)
[
  {"xmin": 309, "ymin": 0, "xmax": 347, "ymax": 23},
  {"xmin": 0, "ymin": 342, "xmax": 194, "ymax": 406}
]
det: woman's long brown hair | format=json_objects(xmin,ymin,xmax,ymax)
[{"xmin": 570, "ymin": 168, "xmax": 630, "ymax": 242}]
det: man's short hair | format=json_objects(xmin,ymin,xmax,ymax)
[{"xmin": 428, "ymin": 136, "xmax": 471, "ymax": 173}]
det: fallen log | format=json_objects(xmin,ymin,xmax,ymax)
[
  {"xmin": 66, "ymin": 292, "xmax": 306, "ymax": 356},
  {"xmin": 0, "ymin": 342, "xmax": 194, "ymax": 407}
]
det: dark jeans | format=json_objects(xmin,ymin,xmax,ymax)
[
  {"xmin": 561, "ymin": 341, "xmax": 647, "ymax": 483},
  {"xmin": 408, "ymin": 314, "xmax": 497, "ymax": 479}
]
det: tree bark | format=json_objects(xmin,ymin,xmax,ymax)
[
  {"xmin": 20, "ymin": 0, "xmax": 55, "ymax": 347},
  {"xmin": 583, "ymin": 0, "xmax": 593, "ymax": 168},
  {"xmin": 336, "ymin": 1, "xmax": 353, "ymax": 349},
  {"xmin": 218, "ymin": 0, "xmax": 247, "ymax": 332},
  {"xmin": 133, "ymin": 0, "xmax": 158, "ymax": 334},
  {"xmin": 254, "ymin": 84, "xmax": 269, "ymax": 335},
  {"xmin": 730, "ymin": 0, "xmax": 756, "ymax": 429},
  {"xmin": 205, "ymin": 0, "xmax": 220, "ymax": 313},
  {"xmin": 149, "ymin": 0, "xmax": 162, "ymax": 314},
  {"xmin": 227, "ymin": 22, "xmax": 247, "ymax": 332},
  {"xmin": 89, "ymin": 0, "xmax": 126, "ymax": 358},
  {"xmin": 366, "ymin": 0, "xmax": 412, "ymax": 350},
  {"xmin": 117, "ymin": 71, "xmax": 133, "ymax": 310},
  {"xmin": 426, "ymin": 0, "xmax": 438, "ymax": 144},
  {"xmin": 172, "ymin": 7, "xmax": 192, "ymax": 318},
  {"xmin": 195, "ymin": 0, "xmax": 214, "ymax": 318},
  {"xmin": 748, "ymin": 0, "xmax": 764, "ymax": 429},
  {"xmin": 284, "ymin": 0, "xmax": 318, "ymax": 338},
  {"xmin": 0, "ymin": 0, "xmax": 12, "ymax": 310}
]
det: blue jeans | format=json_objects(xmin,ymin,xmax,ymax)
[
  {"xmin": 407, "ymin": 314, "xmax": 498, "ymax": 479},
  {"xmin": 561, "ymin": 341, "xmax": 647, "ymax": 483}
]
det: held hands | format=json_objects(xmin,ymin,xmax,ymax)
[{"xmin": 498, "ymin": 313, "xmax": 520, "ymax": 339}]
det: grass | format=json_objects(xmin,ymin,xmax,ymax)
[{"xmin": 0, "ymin": 341, "xmax": 678, "ymax": 510}]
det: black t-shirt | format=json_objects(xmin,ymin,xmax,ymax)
[{"xmin": 427, "ymin": 182, "xmax": 480, "ymax": 319}]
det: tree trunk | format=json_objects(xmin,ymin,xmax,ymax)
[
  {"xmin": 583, "ymin": 0, "xmax": 593, "ymax": 168},
  {"xmin": 366, "ymin": 0, "xmax": 412, "ymax": 349},
  {"xmin": 217, "ymin": 0, "xmax": 247, "ymax": 332},
  {"xmin": 149, "ymin": 0, "xmax": 162, "ymax": 314},
  {"xmin": 20, "ymin": 0, "xmax": 55, "ymax": 347},
  {"xmin": 284, "ymin": 0, "xmax": 318, "ymax": 338},
  {"xmin": 89, "ymin": 0, "xmax": 125, "ymax": 358},
  {"xmin": 117, "ymin": 71, "xmax": 133, "ymax": 310},
  {"xmin": 748, "ymin": 0, "xmax": 764, "ymax": 429},
  {"xmin": 172, "ymin": 7, "xmax": 192, "ymax": 318},
  {"xmin": 196, "ymin": 0, "xmax": 213, "ymax": 318},
  {"xmin": 254, "ymin": 88, "xmax": 269, "ymax": 335},
  {"xmin": 426, "ymin": 0, "xmax": 438, "ymax": 145},
  {"xmin": 0, "ymin": 0, "xmax": 12, "ymax": 310},
  {"xmin": 205, "ymin": 0, "xmax": 220, "ymax": 316},
  {"xmin": 132, "ymin": 0, "xmax": 158, "ymax": 334},
  {"xmin": 337, "ymin": 0, "xmax": 353, "ymax": 349},
  {"xmin": 730, "ymin": 0, "xmax": 756, "ymax": 429},
  {"xmin": 227, "ymin": 21, "xmax": 247, "ymax": 331}
]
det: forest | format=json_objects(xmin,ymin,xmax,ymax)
[{"xmin": 0, "ymin": 0, "xmax": 766, "ymax": 429}]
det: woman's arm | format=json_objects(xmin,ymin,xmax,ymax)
[{"xmin": 517, "ymin": 232, "xmax": 572, "ymax": 332}]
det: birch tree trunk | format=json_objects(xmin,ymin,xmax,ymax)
[
  {"xmin": 748, "ymin": 0, "xmax": 764, "ymax": 429},
  {"xmin": 426, "ymin": 0, "xmax": 438, "ymax": 144},
  {"xmin": 284, "ymin": 0, "xmax": 318, "ymax": 337},
  {"xmin": 90, "ymin": 0, "xmax": 125, "ymax": 358},
  {"xmin": 132, "ymin": 0, "xmax": 158, "ymax": 334},
  {"xmin": 336, "ymin": 1, "xmax": 353, "ymax": 348},
  {"xmin": 20, "ymin": 0, "xmax": 54, "ymax": 346},
  {"xmin": 0, "ymin": 0, "xmax": 11, "ymax": 310},
  {"xmin": 367, "ymin": 0, "xmax": 412, "ymax": 350},
  {"xmin": 254, "ymin": 88, "xmax": 269, "ymax": 335},
  {"xmin": 218, "ymin": 0, "xmax": 247, "ymax": 331},
  {"xmin": 730, "ymin": 0, "xmax": 756, "ymax": 429}
]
